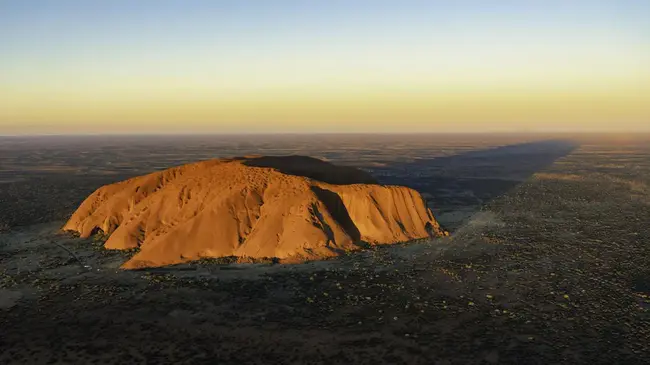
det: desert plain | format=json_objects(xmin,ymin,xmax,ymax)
[{"xmin": 1, "ymin": 133, "xmax": 649, "ymax": 364}]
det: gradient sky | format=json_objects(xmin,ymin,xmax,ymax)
[{"xmin": 1, "ymin": 0, "xmax": 649, "ymax": 134}]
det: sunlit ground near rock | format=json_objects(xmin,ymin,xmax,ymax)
[{"xmin": 1, "ymin": 135, "xmax": 649, "ymax": 364}]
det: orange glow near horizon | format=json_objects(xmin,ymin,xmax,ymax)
[{"xmin": 1, "ymin": 1, "xmax": 649, "ymax": 134}]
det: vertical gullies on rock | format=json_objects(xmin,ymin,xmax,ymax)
[{"xmin": 63, "ymin": 156, "xmax": 445, "ymax": 269}]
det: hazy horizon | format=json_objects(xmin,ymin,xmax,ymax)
[
  {"xmin": 1, "ymin": 0, "xmax": 649, "ymax": 134},
  {"xmin": 4, "ymin": 131, "xmax": 650, "ymax": 139}
]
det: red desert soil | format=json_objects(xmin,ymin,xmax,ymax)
[{"xmin": 63, "ymin": 156, "xmax": 445, "ymax": 269}]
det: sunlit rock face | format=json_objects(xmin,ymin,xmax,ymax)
[{"xmin": 64, "ymin": 155, "xmax": 445, "ymax": 269}]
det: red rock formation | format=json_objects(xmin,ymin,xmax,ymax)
[{"xmin": 63, "ymin": 156, "xmax": 445, "ymax": 269}]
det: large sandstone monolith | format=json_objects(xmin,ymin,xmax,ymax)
[{"xmin": 64, "ymin": 155, "xmax": 445, "ymax": 269}]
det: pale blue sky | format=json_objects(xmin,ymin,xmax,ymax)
[{"xmin": 1, "ymin": 0, "xmax": 649, "ymax": 133}]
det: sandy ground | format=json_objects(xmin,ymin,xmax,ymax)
[{"xmin": 1, "ymin": 138, "xmax": 649, "ymax": 364}]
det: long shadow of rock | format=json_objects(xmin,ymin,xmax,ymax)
[{"xmin": 365, "ymin": 140, "xmax": 578, "ymax": 231}]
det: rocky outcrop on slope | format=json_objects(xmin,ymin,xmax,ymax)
[{"xmin": 63, "ymin": 155, "xmax": 445, "ymax": 268}]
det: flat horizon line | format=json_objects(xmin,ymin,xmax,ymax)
[{"xmin": 3, "ymin": 131, "xmax": 650, "ymax": 138}]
